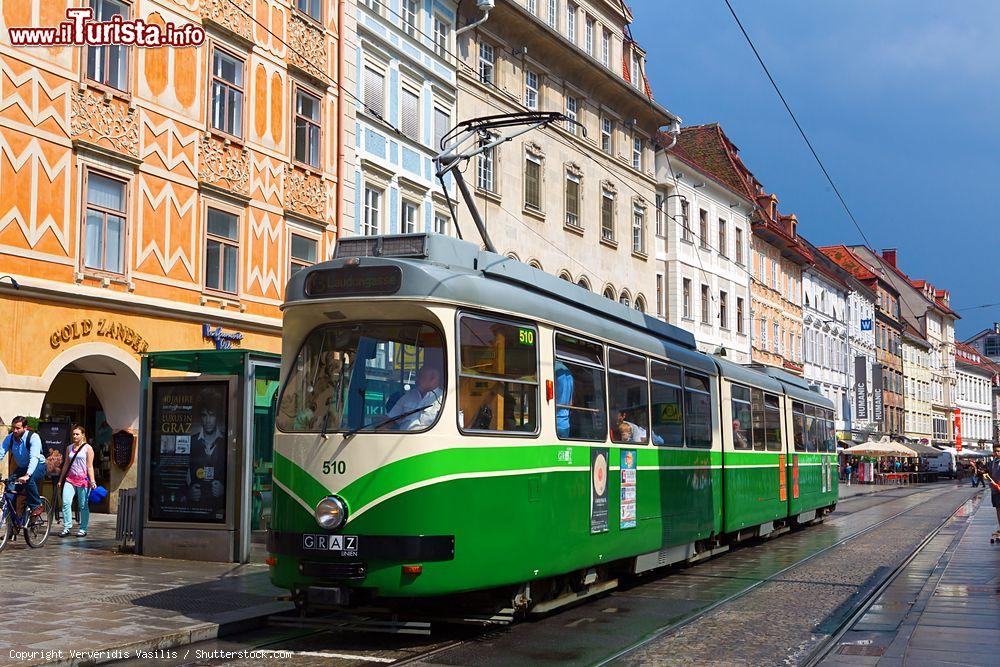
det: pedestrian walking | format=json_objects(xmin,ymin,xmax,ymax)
[
  {"xmin": 844, "ymin": 462, "xmax": 852, "ymax": 486},
  {"xmin": 58, "ymin": 425, "xmax": 96, "ymax": 537},
  {"xmin": 989, "ymin": 443, "xmax": 1000, "ymax": 539}
]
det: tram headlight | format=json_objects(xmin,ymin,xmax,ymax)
[{"xmin": 314, "ymin": 496, "xmax": 348, "ymax": 530}]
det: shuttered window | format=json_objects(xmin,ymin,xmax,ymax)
[
  {"xmin": 363, "ymin": 66, "xmax": 384, "ymax": 117},
  {"xmin": 524, "ymin": 156, "xmax": 541, "ymax": 211},
  {"xmin": 401, "ymin": 87, "xmax": 420, "ymax": 141},
  {"xmin": 434, "ymin": 106, "xmax": 450, "ymax": 150}
]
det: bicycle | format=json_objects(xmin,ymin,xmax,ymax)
[{"xmin": 0, "ymin": 476, "xmax": 53, "ymax": 551}]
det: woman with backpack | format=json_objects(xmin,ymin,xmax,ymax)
[{"xmin": 58, "ymin": 425, "xmax": 97, "ymax": 537}]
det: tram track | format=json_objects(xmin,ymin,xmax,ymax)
[
  {"xmin": 600, "ymin": 486, "xmax": 979, "ymax": 666},
  {"xmin": 594, "ymin": 485, "xmax": 961, "ymax": 666}
]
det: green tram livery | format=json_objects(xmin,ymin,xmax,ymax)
[{"xmin": 267, "ymin": 233, "xmax": 839, "ymax": 614}]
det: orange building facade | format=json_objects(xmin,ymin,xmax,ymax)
[{"xmin": 0, "ymin": 0, "xmax": 352, "ymax": 507}]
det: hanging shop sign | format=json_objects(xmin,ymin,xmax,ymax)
[
  {"xmin": 112, "ymin": 430, "xmax": 136, "ymax": 470},
  {"xmin": 860, "ymin": 319, "xmax": 873, "ymax": 331},
  {"xmin": 202, "ymin": 324, "xmax": 244, "ymax": 350},
  {"xmin": 48, "ymin": 318, "xmax": 149, "ymax": 353},
  {"xmin": 953, "ymin": 409, "xmax": 962, "ymax": 452},
  {"xmin": 871, "ymin": 363, "xmax": 884, "ymax": 425},
  {"xmin": 854, "ymin": 356, "xmax": 868, "ymax": 421}
]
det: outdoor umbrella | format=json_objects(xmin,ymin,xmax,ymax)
[{"xmin": 843, "ymin": 441, "xmax": 917, "ymax": 458}]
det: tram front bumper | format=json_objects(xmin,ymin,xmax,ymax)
[{"xmin": 266, "ymin": 530, "xmax": 455, "ymax": 563}]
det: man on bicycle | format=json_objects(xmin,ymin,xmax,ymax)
[{"xmin": 0, "ymin": 417, "xmax": 47, "ymax": 519}]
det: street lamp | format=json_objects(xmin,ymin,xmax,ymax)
[{"xmin": 0, "ymin": 275, "xmax": 19, "ymax": 289}]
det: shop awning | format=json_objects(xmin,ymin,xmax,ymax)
[{"xmin": 905, "ymin": 442, "xmax": 944, "ymax": 457}]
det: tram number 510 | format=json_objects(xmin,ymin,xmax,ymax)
[{"xmin": 323, "ymin": 460, "xmax": 347, "ymax": 475}]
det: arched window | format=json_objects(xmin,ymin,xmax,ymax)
[
  {"xmin": 577, "ymin": 277, "xmax": 591, "ymax": 291},
  {"xmin": 528, "ymin": 259, "xmax": 543, "ymax": 270},
  {"xmin": 619, "ymin": 290, "xmax": 631, "ymax": 308},
  {"xmin": 558, "ymin": 271, "xmax": 573, "ymax": 282},
  {"xmin": 506, "ymin": 252, "xmax": 521, "ymax": 262},
  {"xmin": 635, "ymin": 295, "xmax": 646, "ymax": 313},
  {"xmin": 603, "ymin": 285, "xmax": 616, "ymax": 301}
]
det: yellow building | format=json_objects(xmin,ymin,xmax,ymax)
[
  {"xmin": 0, "ymin": 0, "xmax": 349, "ymax": 508},
  {"xmin": 902, "ymin": 324, "xmax": 933, "ymax": 441}
]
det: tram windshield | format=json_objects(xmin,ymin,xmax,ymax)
[{"xmin": 276, "ymin": 322, "xmax": 445, "ymax": 434}]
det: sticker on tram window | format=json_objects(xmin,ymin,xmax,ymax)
[{"xmin": 518, "ymin": 328, "xmax": 536, "ymax": 345}]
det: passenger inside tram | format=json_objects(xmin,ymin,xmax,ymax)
[{"xmin": 387, "ymin": 364, "xmax": 443, "ymax": 430}]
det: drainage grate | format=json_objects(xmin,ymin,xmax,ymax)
[
  {"xmin": 837, "ymin": 644, "xmax": 886, "ymax": 656},
  {"xmin": 94, "ymin": 589, "xmax": 272, "ymax": 615}
]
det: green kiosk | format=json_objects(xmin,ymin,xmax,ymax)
[{"xmin": 135, "ymin": 349, "xmax": 280, "ymax": 563}]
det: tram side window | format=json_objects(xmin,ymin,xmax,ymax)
[
  {"xmin": 792, "ymin": 401, "xmax": 807, "ymax": 452},
  {"xmin": 651, "ymin": 361, "xmax": 684, "ymax": 446},
  {"xmin": 825, "ymin": 409, "xmax": 837, "ymax": 452},
  {"xmin": 554, "ymin": 333, "xmax": 607, "ymax": 441},
  {"xmin": 276, "ymin": 322, "xmax": 445, "ymax": 433},
  {"xmin": 609, "ymin": 349, "xmax": 650, "ymax": 444},
  {"xmin": 764, "ymin": 393, "xmax": 782, "ymax": 451},
  {"xmin": 458, "ymin": 314, "xmax": 538, "ymax": 433},
  {"xmin": 804, "ymin": 405, "xmax": 819, "ymax": 452},
  {"xmin": 684, "ymin": 373, "xmax": 712, "ymax": 448},
  {"xmin": 750, "ymin": 388, "xmax": 766, "ymax": 451},
  {"xmin": 730, "ymin": 384, "xmax": 752, "ymax": 450}
]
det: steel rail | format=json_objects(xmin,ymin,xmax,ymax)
[
  {"xmin": 594, "ymin": 485, "xmax": 959, "ymax": 666},
  {"xmin": 800, "ymin": 493, "xmax": 982, "ymax": 667}
]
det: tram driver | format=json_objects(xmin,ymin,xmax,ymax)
[{"xmin": 388, "ymin": 364, "xmax": 444, "ymax": 430}]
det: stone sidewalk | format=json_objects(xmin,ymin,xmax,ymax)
[
  {"xmin": 0, "ymin": 514, "xmax": 290, "ymax": 667},
  {"xmin": 823, "ymin": 490, "xmax": 1000, "ymax": 665}
]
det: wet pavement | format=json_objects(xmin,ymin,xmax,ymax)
[
  {"xmin": 0, "ymin": 514, "xmax": 289, "ymax": 667},
  {"xmin": 822, "ymin": 492, "xmax": 1000, "ymax": 666}
]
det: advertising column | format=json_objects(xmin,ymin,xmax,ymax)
[{"xmin": 143, "ymin": 377, "xmax": 237, "ymax": 562}]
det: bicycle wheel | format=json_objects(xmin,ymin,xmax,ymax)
[
  {"xmin": 24, "ymin": 497, "xmax": 52, "ymax": 548},
  {"xmin": 0, "ymin": 508, "xmax": 11, "ymax": 553}
]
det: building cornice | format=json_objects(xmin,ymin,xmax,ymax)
[{"xmin": 0, "ymin": 274, "xmax": 281, "ymax": 334}]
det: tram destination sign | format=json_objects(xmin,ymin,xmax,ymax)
[{"xmin": 305, "ymin": 266, "xmax": 402, "ymax": 298}]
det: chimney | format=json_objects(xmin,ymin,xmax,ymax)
[{"xmin": 881, "ymin": 248, "xmax": 897, "ymax": 267}]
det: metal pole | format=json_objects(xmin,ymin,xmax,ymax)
[{"xmin": 452, "ymin": 167, "xmax": 496, "ymax": 253}]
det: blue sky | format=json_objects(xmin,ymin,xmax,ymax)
[{"xmin": 629, "ymin": 0, "xmax": 999, "ymax": 339}]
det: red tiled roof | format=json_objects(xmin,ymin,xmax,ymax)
[
  {"xmin": 818, "ymin": 245, "xmax": 878, "ymax": 282},
  {"xmin": 671, "ymin": 124, "xmax": 812, "ymax": 263},
  {"xmin": 956, "ymin": 341, "xmax": 998, "ymax": 376}
]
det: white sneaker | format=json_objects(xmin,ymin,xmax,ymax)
[
  {"xmin": 60, "ymin": 529, "xmax": 70, "ymax": 537},
  {"xmin": 76, "ymin": 530, "xmax": 87, "ymax": 537}
]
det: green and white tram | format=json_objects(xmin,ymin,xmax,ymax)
[{"xmin": 267, "ymin": 233, "xmax": 838, "ymax": 613}]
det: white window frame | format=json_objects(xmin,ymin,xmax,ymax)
[
  {"xmin": 631, "ymin": 204, "xmax": 645, "ymax": 255},
  {"xmin": 401, "ymin": 199, "xmax": 419, "ymax": 234},
  {"xmin": 525, "ymin": 69, "xmax": 539, "ymax": 110},
  {"xmin": 362, "ymin": 184, "xmax": 383, "ymax": 236},
  {"xmin": 479, "ymin": 41, "xmax": 495, "ymax": 84}
]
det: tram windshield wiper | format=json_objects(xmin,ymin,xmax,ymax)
[{"xmin": 342, "ymin": 405, "xmax": 429, "ymax": 439}]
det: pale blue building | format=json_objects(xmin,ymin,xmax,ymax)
[{"xmin": 352, "ymin": 0, "xmax": 458, "ymax": 237}]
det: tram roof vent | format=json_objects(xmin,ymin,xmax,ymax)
[{"xmin": 334, "ymin": 234, "xmax": 430, "ymax": 260}]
